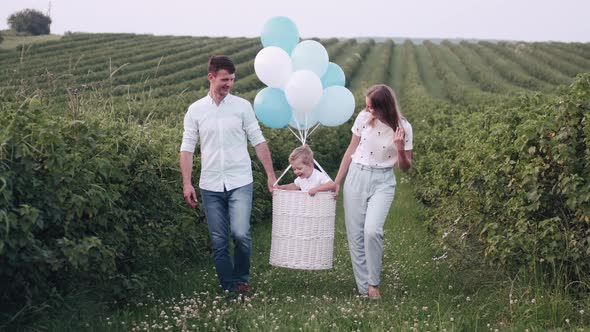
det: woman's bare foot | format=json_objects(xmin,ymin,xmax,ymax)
[{"xmin": 368, "ymin": 285, "xmax": 381, "ymax": 300}]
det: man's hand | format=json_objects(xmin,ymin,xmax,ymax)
[
  {"xmin": 267, "ymin": 174, "xmax": 277, "ymax": 193},
  {"xmin": 183, "ymin": 184, "xmax": 198, "ymax": 208},
  {"xmin": 254, "ymin": 142, "xmax": 276, "ymax": 193}
]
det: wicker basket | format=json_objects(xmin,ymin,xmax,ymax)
[{"xmin": 270, "ymin": 189, "xmax": 337, "ymax": 270}]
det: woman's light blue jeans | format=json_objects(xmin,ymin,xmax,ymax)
[
  {"xmin": 200, "ymin": 183, "xmax": 253, "ymax": 291},
  {"xmin": 343, "ymin": 163, "xmax": 396, "ymax": 294}
]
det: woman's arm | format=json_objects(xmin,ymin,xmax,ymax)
[
  {"xmin": 397, "ymin": 150, "xmax": 412, "ymax": 172},
  {"xmin": 394, "ymin": 126, "xmax": 412, "ymax": 172},
  {"xmin": 334, "ymin": 135, "xmax": 361, "ymax": 194}
]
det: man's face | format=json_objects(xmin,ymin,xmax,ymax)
[{"xmin": 208, "ymin": 69, "xmax": 235, "ymax": 97}]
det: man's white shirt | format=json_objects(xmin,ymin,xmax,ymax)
[{"xmin": 180, "ymin": 93, "xmax": 265, "ymax": 192}]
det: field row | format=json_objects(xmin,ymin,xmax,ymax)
[{"xmin": 1, "ymin": 33, "xmax": 589, "ymax": 107}]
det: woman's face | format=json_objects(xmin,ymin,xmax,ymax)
[{"xmin": 365, "ymin": 96, "xmax": 375, "ymax": 116}]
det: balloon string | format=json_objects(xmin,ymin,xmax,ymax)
[
  {"xmin": 303, "ymin": 113, "xmax": 308, "ymax": 144},
  {"xmin": 274, "ymin": 121, "xmax": 328, "ymax": 186},
  {"xmin": 292, "ymin": 115, "xmax": 304, "ymax": 142},
  {"xmin": 288, "ymin": 126, "xmax": 303, "ymax": 143},
  {"xmin": 273, "ymin": 164, "xmax": 292, "ymax": 187},
  {"xmin": 307, "ymin": 123, "xmax": 321, "ymax": 138},
  {"xmin": 313, "ymin": 159, "xmax": 332, "ymax": 181}
]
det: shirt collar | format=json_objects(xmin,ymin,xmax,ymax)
[{"xmin": 207, "ymin": 92, "xmax": 232, "ymax": 105}]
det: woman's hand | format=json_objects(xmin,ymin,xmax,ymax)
[
  {"xmin": 333, "ymin": 182, "xmax": 340, "ymax": 200},
  {"xmin": 394, "ymin": 126, "xmax": 405, "ymax": 151}
]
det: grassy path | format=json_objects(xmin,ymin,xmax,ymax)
[{"xmin": 39, "ymin": 174, "xmax": 584, "ymax": 331}]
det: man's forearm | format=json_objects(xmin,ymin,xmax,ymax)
[
  {"xmin": 179, "ymin": 151, "xmax": 194, "ymax": 185},
  {"xmin": 254, "ymin": 142, "xmax": 275, "ymax": 177}
]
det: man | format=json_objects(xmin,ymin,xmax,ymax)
[{"xmin": 180, "ymin": 55, "xmax": 276, "ymax": 294}]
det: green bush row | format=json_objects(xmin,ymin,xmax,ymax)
[
  {"xmin": 0, "ymin": 97, "xmax": 209, "ymax": 307},
  {"xmin": 413, "ymin": 74, "xmax": 590, "ymax": 280}
]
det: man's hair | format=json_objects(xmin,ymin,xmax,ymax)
[
  {"xmin": 289, "ymin": 144, "xmax": 314, "ymax": 166},
  {"xmin": 208, "ymin": 55, "xmax": 235, "ymax": 74}
]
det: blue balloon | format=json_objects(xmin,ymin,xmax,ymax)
[
  {"xmin": 254, "ymin": 88, "xmax": 293, "ymax": 128},
  {"xmin": 315, "ymin": 86, "xmax": 356, "ymax": 127},
  {"xmin": 261, "ymin": 16, "xmax": 300, "ymax": 55},
  {"xmin": 320, "ymin": 62, "xmax": 346, "ymax": 88},
  {"xmin": 291, "ymin": 40, "xmax": 329, "ymax": 77}
]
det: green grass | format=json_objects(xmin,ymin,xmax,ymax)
[
  {"xmin": 0, "ymin": 31, "xmax": 62, "ymax": 50},
  {"xmin": 24, "ymin": 174, "xmax": 590, "ymax": 331}
]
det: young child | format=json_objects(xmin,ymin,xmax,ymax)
[{"xmin": 277, "ymin": 145, "xmax": 336, "ymax": 196}]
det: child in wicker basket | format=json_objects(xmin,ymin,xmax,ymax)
[{"xmin": 276, "ymin": 145, "xmax": 335, "ymax": 196}]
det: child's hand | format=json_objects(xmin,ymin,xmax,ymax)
[{"xmin": 308, "ymin": 187, "xmax": 318, "ymax": 196}]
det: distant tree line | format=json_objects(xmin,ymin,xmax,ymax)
[{"xmin": 7, "ymin": 8, "xmax": 52, "ymax": 35}]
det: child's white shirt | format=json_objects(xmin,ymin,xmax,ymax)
[{"xmin": 294, "ymin": 169, "xmax": 332, "ymax": 192}]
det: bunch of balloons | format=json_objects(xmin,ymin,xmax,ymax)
[{"xmin": 253, "ymin": 16, "xmax": 355, "ymax": 133}]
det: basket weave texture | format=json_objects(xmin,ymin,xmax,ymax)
[{"xmin": 270, "ymin": 189, "xmax": 336, "ymax": 270}]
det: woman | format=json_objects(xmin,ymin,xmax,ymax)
[{"xmin": 334, "ymin": 84, "xmax": 413, "ymax": 299}]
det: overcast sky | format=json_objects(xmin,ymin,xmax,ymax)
[{"xmin": 1, "ymin": 0, "xmax": 589, "ymax": 42}]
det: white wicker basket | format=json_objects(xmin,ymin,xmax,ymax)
[{"xmin": 270, "ymin": 189, "xmax": 336, "ymax": 270}]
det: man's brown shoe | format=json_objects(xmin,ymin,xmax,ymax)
[{"xmin": 234, "ymin": 282, "xmax": 252, "ymax": 296}]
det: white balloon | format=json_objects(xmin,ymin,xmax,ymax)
[
  {"xmin": 289, "ymin": 108, "xmax": 318, "ymax": 130},
  {"xmin": 284, "ymin": 70, "xmax": 323, "ymax": 113},
  {"xmin": 254, "ymin": 46, "xmax": 292, "ymax": 88}
]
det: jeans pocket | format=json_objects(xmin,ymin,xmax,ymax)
[{"xmin": 344, "ymin": 164, "xmax": 358, "ymax": 191}]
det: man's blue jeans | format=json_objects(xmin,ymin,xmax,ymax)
[{"xmin": 200, "ymin": 183, "xmax": 253, "ymax": 291}]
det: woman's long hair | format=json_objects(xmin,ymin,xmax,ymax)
[{"xmin": 366, "ymin": 84, "xmax": 403, "ymax": 130}]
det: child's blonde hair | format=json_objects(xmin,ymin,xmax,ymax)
[{"xmin": 289, "ymin": 144, "xmax": 314, "ymax": 166}]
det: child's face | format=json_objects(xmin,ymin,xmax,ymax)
[{"xmin": 291, "ymin": 159, "xmax": 314, "ymax": 179}]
